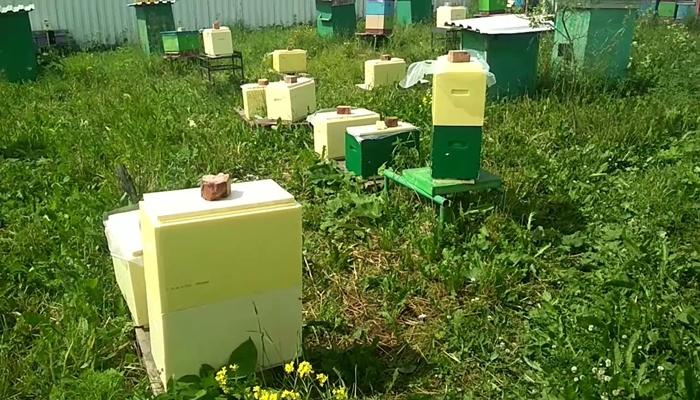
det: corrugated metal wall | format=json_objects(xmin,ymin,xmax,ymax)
[{"xmin": 0, "ymin": 1, "xmax": 448, "ymax": 47}]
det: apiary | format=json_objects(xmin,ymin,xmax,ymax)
[
  {"xmin": 552, "ymin": 0, "xmax": 638, "ymax": 79},
  {"xmin": 453, "ymin": 14, "xmax": 553, "ymax": 99},
  {"xmin": 272, "ymin": 49, "xmax": 308, "ymax": 74},
  {"xmin": 161, "ymin": 29, "xmax": 201, "ymax": 55},
  {"xmin": 128, "ymin": 1, "xmax": 176, "ymax": 55},
  {"xmin": 478, "ymin": 0, "xmax": 507, "ymax": 14},
  {"xmin": 266, "ymin": 76, "xmax": 317, "ymax": 122},
  {"xmin": 0, "ymin": 4, "xmax": 38, "ymax": 83},
  {"xmin": 436, "ymin": 3, "xmax": 467, "ymax": 27},
  {"xmin": 307, "ymin": 106, "xmax": 381, "ymax": 160},
  {"xmin": 396, "ymin": 0, "xmax": 433, "ymax": 26},
  {"xmin": 361, "ymin": 55, "xmax": 407, "ymax": 89},
  {"xmin": 203, "ymin": 24, "xmax": 234, "ymax": 57},
  {"xmin": 315, "ymin": 0, "xmax": 357, "ymax": 38},
  {"xmin": 139, "ymin": 178, "xmax": 303, "ymax": 388},
  {"xmin": 104, "ymin": 210, "xmax": 149, "ymax": 327},
  {"xmin": 345, "ymin": 119, "xmax": 420, "ymax": 179},
  {"xmin": 240, "ymin": 79, "xmax": 269, "ymax": 120}
]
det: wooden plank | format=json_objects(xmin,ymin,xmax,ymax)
[{"xmin": 134, "ymin": 327, "xmax": 165, "ymax": 396}]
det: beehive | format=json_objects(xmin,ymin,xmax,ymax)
[
  {"xmin": 307, "ymin": 107, "xmax": 380, "ymax": 160},
  {"xmin": 0, "ymin": 4, "xmax": 38, "ymax": 82},
  {"xmin": 203, "ymin": 26, "xmax": 233, "ymax": 57},
  {"xmin": 657, "ymin": 1, "xmax": 677, "ymax": 17},
  {"xmin": 436, "ymin": 3, "xmax": 467, "ymax": 27},
  {"xmin": 265, "ymin": 77, "xmax": 317, "ymax": 122},
  {"xmin": 552, "ymin": 1, "xmax": 638, "ymax": 79},
  {"xmin": 432, "ymin": 54, "xmax": 487, "ymax": 127},
  {"xmin": 240, "ymin": 80, "xmax": 268, "ymax": 120},
  {"xmin": 454, "ymin": 14, "xmax": 552, "ymax": 99},
  {"xmin": 104, "ymin": 210, "xmax": 148, "ymax": 327},
  {"xmin": 139, "ymin": 179, "xmax": 302, "ymax": 388},
  {"xmin": 128, "ymin": 1, "xmax": 176, "ymax": 55},
  {"xmin": 315, "ymin": 0, "xmax": 357, "ymax": 38},
  {"xmin": 272, "ymin": 49, "xmax": 308, "ymax": 74},
  {"xmin": 345, "ymin": 121, "xmax": 420, "ymax": 178},
  {"xmin": 161, "ymin": 30, "xmax": 201, "ymax": 55},
  {"xmin": 478, "ymin": 0, "xmax": 507, "ymax": 14},
  {"xmin": 396, "ymin": 0, "xmax": 433, "ymax": 26},
  {"xmin": 676, "ymin": 2, "xmax": 697, "ymax": 20},
  {"xmin": 363, "ymin": 56, "xmax": 407, "ymax": 89}
]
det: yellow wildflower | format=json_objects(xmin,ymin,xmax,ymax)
[
  {"xmin": 332, "ymin": 387, "xmax": 348, "ymax": 400},
  {"xmin": 251, "ymin": 386, "xmax": 262, "ymax": 400},
  {"xmin": 280, "ymin": 390, "xmax": 301, "ymax": 400},
  {"xmin": 297, "ymin": 361, "xmax": 313, "ymax": 378},
  {"xmin": 284, "ymin": 361, "xmax": 295, "ymax": 375},
  {"xmin": 316, "ymin": 373, "xmax": 328, "ymax": 387}
]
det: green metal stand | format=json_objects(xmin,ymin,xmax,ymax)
[{"xmin": 383, "ymin": 167, "xmax": 502, "ymax": 225}]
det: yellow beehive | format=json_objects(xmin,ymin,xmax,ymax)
[
  {"xmin": 307, "ymin": 107, "xmax": 380, "ymax": 160},
  {"xmin": 364, "ymin": 56, "xmax": 407, "ymax": 89},
  {"xmin": 432, "ymin": 53, "xmax": 487, "ymax": 126},
  {"xmin": 272, "ymin": 49, "xmax": 307, "ymax": 74},
  {"xmin": 139, "ymin": 180, "xmax": 303, "ymax": 388},
  {"xmin": 202, "ymin": 26, "xmax": 233, "ymax": 56},
  {"xmin": 265, "ymin": 77, "xmax": 317, "ymax": 122},
  {"xmin": 240, "ymin": 80, "xmax": 268, "ymax": 120},
  {"xmin": 104, "ymin": 210, "xmax": 148, "ymax": 327},
  {"xmin": 436, "ymin": 3, "xmax": 467, "ymax": 27}
]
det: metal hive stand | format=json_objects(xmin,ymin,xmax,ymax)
[{"xmin": 198, "ymin": 51, "xmax": 244, "ymax": 83}]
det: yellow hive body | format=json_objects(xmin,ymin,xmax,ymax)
[
  {"xmin": 202, "ymin": 26, "xmax": 233, "ymax": 56},
  {"xmin": 139, "ymin": 180, "xmax": 303, "ymax": 388},
  {"xmin": 272, "ymin": 49, "xmax": 307, "ymax": 74},
  {"xmin": 104, "ymin": 210, "xmax": 148, "ymax": 327},
  {"xmin": 365, "ymin": 15, "xmax": 391, "ymax": 30},
  {"xmin": 307, "ymin": 108, "xmax": 380, "ymax": 159},
  {"xmin": 432, "ymin": 54, "xmax": 487, "ymax": 126},
  {"xmin": 436, "ymin": 4, "xmax": 467, "ymax": 27},
  {"xmin": 240, "ymin": 83, "xmax": 267, "ymax": 120},
  {"xmin": 364, "ymin": 57, "xmax": 407, "ymax": 89},
  {"xmin": 265, "ymin": 77, "xmax": 317, "ymax": 122}
]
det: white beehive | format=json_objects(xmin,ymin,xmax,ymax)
[
  {"xmin": 104, "ymin": 210, "xmax": 148, "ymax": 327},
  {"xmin": 307, "ymin": 107, "xmax": 380, "ymax": 160},
  {"xmin": 436, "ymin": 3, "xmax": 467, "ymax": 27},
  {"xmin": 202, "ymin": 26, "xmax": 233, "ymax": 56}
]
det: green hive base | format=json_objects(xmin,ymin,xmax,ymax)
[
  {"xmin": 431, "ymin": 126, "xmax": 483, "ymax": 181},
  {"xmin": 345, "ymin": 130, "xmax": 420, "ymax": 179},
  {"xmin": 388, "ymin": 167, "xmax": 502, "ymax": 197},
  {"xmin": 161, "ymin": 30, "xmax": 201, "ymax": 55}
]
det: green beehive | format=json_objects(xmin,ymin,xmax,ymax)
[
  {"xmin": 345, "ymin": 121, "xmax": 419, "ymax": 179},
  {"xmin": 0, "ymin": 4, "xmax": 38, "ymax": 83},
  {"xmin": 161, "ymin": 30, "xmax": 201, "ymax": 55},
  {"xmin": 431, "ymin": 126, "xmax": 483, "ymax": 180},
  {"xmin": 478, "ymin": 0, "xmax": 507, "ymax": 14},
  {"xmin": 457, "ymin": 15, "xmax": 553, "ymax": 99},
  {"xmin": 128, "ymin": 1, "xmax": 176, "ymax": 55},
  {"xmin": 316, "ymin": 0, "xmax": 357, "ymax": 38},
  {"xmin": 395, "ymin": 0, "xmax": 433, "ymax": 26},
  {"xmin": 552, "ymin": 1, "xmax": 638, "ymax": 79},
  {"xmin": 657, "ymin": 1, "xmax": 677, "ymax": 17}
]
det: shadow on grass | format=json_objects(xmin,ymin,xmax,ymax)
[
  {"xmin": 303, "ymin": 324, "xmax": 428, "ymax": 396},
  {"xmin": 0, "ymin": 137, "xmax": 53, "ymax": 160}
]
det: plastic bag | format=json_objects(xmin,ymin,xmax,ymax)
[{"xmin": 399, "ymin": 49, "xmax": 497, "ymax": 89}]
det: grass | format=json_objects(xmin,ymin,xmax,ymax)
[{"xmin": 1, "ymin": 17, "xmax": 699, "ymax": 400}]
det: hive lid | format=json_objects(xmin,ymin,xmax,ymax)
[
  {"xmin": 240, "ymin": 82, "xmax": 267, "ymax": 90},
  {"xmin": 0, "ymin": 4, "xmax": 34, "ymax": 14},
  {"xmin": 141, "ymin": 179, "xmax": 296, "ymax": 223},
  {"xmin": 306, "ymin": 108, "xmax": 379, "ymax": 125},
  {"xmin": 568, "ymin": 0, "xmax": 640, "ymax": 8},
  {"xmin": 274, "ymin": 49, "xmax": 307, "ymax": 54},
  {"xmin": 368, "ymin": 57, "xmax": 406, "ymax": 65},
  {"xmin": 269, "ymin": 76, "xmax": 314, "ymax": 89},
  {"xmin": 128, "ymin": 0, "xmax": 176, "ymax": 7},
  {"xmin": 451, "ymin": 14, "xmax": 554, "ymax": 34},
  {"xmin": 346, "ymin": 121, "xmax": 417, "ymax": 141},
  {"xmin": 104, "ymin": 210, "xmax": 143, "ymax": 262}
]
